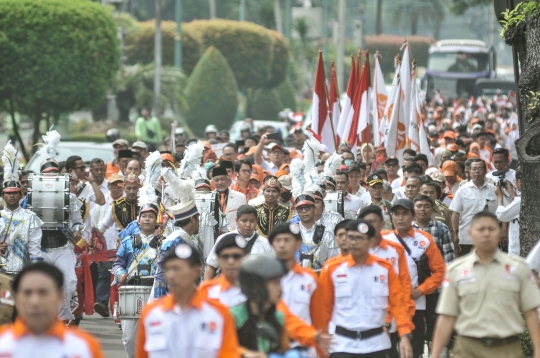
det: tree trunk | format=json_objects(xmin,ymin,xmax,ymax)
[
  {"xmin": 154, "ymin": 0, "xmax": 162, "ymax": 117},
  {"xmin": 375, "ymin": 0, "xmax": 383, "ymax": 35},
  {"xmin": 516, "ymin": 14, "xmax": 540, "ymax": 257},
  {"xmin": 8, "ymin": 96, "xmax": 29, "ymax": 162}
]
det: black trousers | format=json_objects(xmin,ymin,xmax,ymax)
[
  {"xmin": 388, "ymin": 332, "xmax": 400, "ymax": 358},
  {"xmin": 412, "ymin": 309, "xmax": 426, "ymax": 357},
  {"xmin": 330, "ymin": 351, "xmax": 389, "ymax": 358},
  {"xmin": 425, "ymin": 293, "xmax": 439, "ymax": 342}
]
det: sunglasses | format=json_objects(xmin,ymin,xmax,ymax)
[
  {"xmin": 219, "ymin": 253, "xmax": 243, "ymax": 261},
  {"xmin": 296, "ymin": 206, "xmax": 313, "ymax": 213}
]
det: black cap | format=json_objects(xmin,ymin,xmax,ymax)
[
  {"xmin": 218, "ymin": 160, "xmax": 234, "ymax": 170},
  {"xmin": 358, "ymin": 204, "xmax": 384, "ymax": 221},
  {"xmin": 325, "ymin": 176, "xmax": 336, "ymax": 188},
  {"xmin": 118, "ymin": 149, "xmax": 133, "ymax": 159},
  {"xmin": 366, "ymin": 174, "xmax": 384, "ymax": 187},
  {"xmin": 294, "ymin": 192, "xmax": 315, "ymax": 206},
  {"xmin": 346, "ymin": 164, "xmax": 361, "ymax": 173},
  {"xmin": 268, "ymin": 222, "xmax": 302, "ymax": 244},
  {"xmin": 163, "ymin": 242, "xmax": 201, "ymax": 266},
  {"xmin": 214, "ymin": 233, "xmax": 248, "ymax": 255},
  {"xmin": 211, "ymin": 166, "xmax": 228, "ymax": 178},
  {"xmin": 414, "ymin": 153, "xmax": 429, "ymax": 165},
  {"xmin": 391, "ymin": 199, "xmax": 414, "ymax": 212},
  {"xmin": 344, "ymin": 219, "xmax": 375, "ymax": 237},
  {"xmin": 385, "ymin": 156, "xmax": 399, "ymax": 164}
]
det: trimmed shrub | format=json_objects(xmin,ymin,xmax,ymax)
[
  {"xmin": 185, "ymin": 47, "xmax": 238, "ymax": 137},
  {"xmin": 274, "ymin": 77, "xmax": 297, "ymax": 112},
  {"xmin": 251, "ymin": 88, "xmax": 283, "ymax": 121}
]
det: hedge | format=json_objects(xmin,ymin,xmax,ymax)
[
  {"xmin": 250, "ymin": 88, "xmax": 283, "ymax": 121},
  {"xmin": 274, "ymin": 77, "xmax": 297, "ymax": 112},
  {"xmin": 125, "ymin": 19, "xmax": 289, "ymax": 91},
  {"xmin": 185, "ymin": 47, "xmax": 238, "ymax": 137}
]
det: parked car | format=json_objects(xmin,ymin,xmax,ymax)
[
  {"xmin": 25, "ymin": 142, "xmax": 115, "ymax": 173},
  {"xmin": 229, "ymin": 120, "xmax": 290, "ymax": 142}
]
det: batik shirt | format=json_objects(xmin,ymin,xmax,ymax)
[
  {"xmin": 0, "ymin": 206, "xmax": 43, "ymax": 272},
  {"xmin": 254, "ymin": 202, "xmax": 293, "ymax": 237}
]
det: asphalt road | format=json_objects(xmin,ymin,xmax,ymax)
[{"xmin": 80, "ymin": 314, "xmax": 127, "ymax": 358}]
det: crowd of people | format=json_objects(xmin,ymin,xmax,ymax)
[{"xmin": 0, "ymin": 92, "xmax": 538, "ymax": 358}]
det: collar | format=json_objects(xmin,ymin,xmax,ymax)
[
  {"xmin": 299, "ymin": 221, "xmax": 316, "ymax": 232},
  {"xmin": 215, "ymin": 274, "xmax": 235, "ymax": 292},
  {"xmin": 99, "ymin": 179, "xmax": 108, "ymax": 189},
  {"xmin": 290, "ymin": 262, "xmax": 304, "ymax": 275},
  {"xmin": 139, "ymin": 232, "xmax": 155, "ymax": 241},
  {"xmin": 237, "ymin": 230, "xmax": 256, "ymax": 241},
  {"xmin": 394, "ymin": 227, "xmax": 415, "ymax": 238},
  {"xmin": 374, "ymin": 237, "xmax": 389, "ymax": 249},
  {"xmin": 12, "ymin": 318, "xmax": 66, "ymax": 340},
  {"xmin": 2, "ymin": 206, "xmax": 22, "ymax": 215},
  {"xmin": 468, "ymin": 249, "xmax": 505, "ymax": 265},
  {"xmin": 346, "ymin": 253, "xmax": 378, "ymax": 267},
  {"xmin": 413, "ymin": 219, "xmax": 435, "ymax": 228},
  {"xmin": 160, "ymin": 290, "xmax": 203, "ymax": 311},
  {"xmin": 262, "ymin": 202, "xmax": 280, "ymax": 210},
  {"xmin": 344, "ymin": 192, "xmax": 352, "ymax": 200}
]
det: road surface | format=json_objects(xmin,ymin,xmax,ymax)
[{"xmin": 80, "ymin": 314, "xmax": 127, "ymax": 358}]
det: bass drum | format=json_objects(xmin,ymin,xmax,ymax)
[
  {"xmin": 323, "ymin": 190, "xmax": 345, "ymax": 218},
  {"xmin": 27, "ymin": 173, "xmax": 70, "ymax": 230},
  {"xmin": 194, "ymin": 191, "xmax": 220, "ymax": 257}
]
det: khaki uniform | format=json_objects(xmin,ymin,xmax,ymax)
[
  {"xmin": 358, "ymin": 199, "xmax": 393, "ymax": 230},
  {"xmin": 432, "ymin": 200, "xmax": 456, "ymax": 242},
  {"xmin": 437, "ymin": 250, "xmax": 540, "ymax": 358}
]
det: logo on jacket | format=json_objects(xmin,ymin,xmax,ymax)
[
  {"xmin": 202, "ymin": 321, "xmax": 218, "ymax": 333},
  {"xmin": 374, "ymin": 275, "xmax": 386, "ymax": 283}
]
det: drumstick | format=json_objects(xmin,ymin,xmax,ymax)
[{"xmin": 1, "ymin": 214, "xmax": 14, "ymax": 243}]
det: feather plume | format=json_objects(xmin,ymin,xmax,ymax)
[
  {"xmin": 137, "ymin": 183, "xmax": 159, "ymax": 208},
  {"xmin": 178, "ymin": 141, "xmax": 204, "ymax": 179},
  {"xmin": 323, "ymin": 153, "xmax": 342, "ymax": 177},
  {"xmin": 289, "ymin": 158, "xmax": 305, "ymax": 198},
  {"xmin": 143, "ymin": 151, "xmax": 162, "ymax": 188},
  {"xmin": 302, "ymin": 138, "xmax": 321, "ymax": 174},
  {"xmin": 36, "ymin": 128, "xmax": 61, "ymax": 161},
  {"xmin": 2, "ymin": 141, "xmax": 20, "ymax": 182},
  {"xmin": 162, "ymin": 168, "xmax": 195, "ymax": 203}
]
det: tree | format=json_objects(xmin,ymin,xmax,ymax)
[
  {"xmin": 390, "ymin": 0, "xmax": 447, "ymax": 37},
  {"xmin": 0, "ymin": 0, "xmax": 119, "ymax": 155},
  {"xmin": 184, "ymin": 47, "xmax": 238, "ymax": 137},
  {"xmin": 449, "ymin": 0, "xmax": 491, "ymax": 15},
  {"xmin": 250, "ymin": 88, "xmax": 283, "ymax": 120}
]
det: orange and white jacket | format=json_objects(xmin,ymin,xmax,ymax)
[
  {"xmin": 382, "ymin": 228, "xmax": 446, "ymax": 310},
  {"xmin": 320, "ymin": 254, "xmax": 414, "ymax": 354},
  {"xmin": 197, "ymin": 275, "xmax": 319, "ymax": 349},
  {"xmin": 370, "ymin": 237, "xmax": 415, "ymax": 319},
  {"xmin": 280, "ymin": 263, "xmax": 324, "ymax": 330},
  {"xmin": 0, "ymin": 318, "xmax": 103, "ymax": 358},
  {"xmin": 135, "ymin": 292, "xmax": 240, "ymax": 358}
]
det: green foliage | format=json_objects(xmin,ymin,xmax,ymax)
[
  {"xmin": 185, "ymin": 47, "xmax": 238, "ymax": 137},
  {"xmin": 0, "ymin": 0, "xmax": 120, "ymax": 114},
  {"xmin": 499, "ymin": 1, "xmax": 540, "ymax": 38},
  {"xmin": 449, "ymin": 0, "xmax": 491, "ymax": 15},
  {"xmin": 526, "ymin": 91, "xmax": 540, "ymax": 120},
  {"xmin": 250, "ymin": 88, "xmax": 283, "ymax": 121},
  {"xmin": 124, "ymin": 19, "xmax": 289, "ymax": 91},
  {"xmin": 274, "ymin": 78, "xmax": 297, "ymax": 112}
]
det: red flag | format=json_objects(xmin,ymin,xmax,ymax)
[
  {"xmin": 329, "ymin": 61, "xmax": 341, "ymax": 145},
  {"xmin": 351, "ymin": 51, "xmax": 372, "ymax": 146},
  {"xmin": 310, "ymin": 51, "xmax": 334, "ymax": 150}
]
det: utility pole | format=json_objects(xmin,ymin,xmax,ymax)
[
  {"xmin": 274, "ymin": 0, "xmax": 283, "ymax": 34},
  {"xmin": 154, "ymin": 0, "xmax": 162, "ymax": 116},
  {"xmin": 209, "ymin": 0, "xmax": 216, "ymax": 19},
  {"xmin": 240, "ymin": 0, "xmax": 246, "ymax": 21},
  {"xmin": 285, "ymin": 0, "xmax": 291, "ymax": 38},
  {"xmin": 337, "ymin": 0, "xmax": 346, "ymax": 88},
  {"xmin": 174, "ymin": 0, "xmax": 182, "ymax": 68}
]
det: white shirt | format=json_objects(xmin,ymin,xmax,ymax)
[
  {"xmin": 359, "ymin": 192, "xmax": 371, "ymax": 206},
  {"xmin": 281, "ymin": 265, "xmax": 318, "ymax": 325},
  {"xmin": 93, "ymin": 193, "xmax": 125, "ymax": 250},
  {"xmin": 343, "ymin": 192, "xmax": 362, "ymax": 219},
  {"xmin": 76, "ymin": 181, "xmax": 97, "ymax": 212},
  {"xmin": 449, "ymin": 180, "xmax": 497, "ymax": 245},
  {"xmin": 258, "ymin": 158, "xmax": 279, "ymax": 175},
  {"xmin": 496, "ymin": 196, "xmax": 521, "ymax": 256},
  {"xmin": 527, "ymin": 240, "xmax": 540, "ymax": 273},
  {"xmin": 391, "ymin": 177, "xmax": 403, "ymax": 190},
  {"xmin": 206, "ymin": 230, "xmax": 274, "ymax": 268},
  {"xmin": 486, "ymin": 168, "xmax": 519, "ymax": 207}
]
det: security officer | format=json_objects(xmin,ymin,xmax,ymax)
[
  {"xmin": 357, "ymin": 174, "xmax": 394, "ymax": 230},
  {"xmin": 432, "ymin": 211, "xmax": 540, "ymax": 358},
  {"xmin": 320, "ymin": 219, "xmax": 414, "ymax": 358}
]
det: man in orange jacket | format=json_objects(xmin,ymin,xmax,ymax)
[
  {"xmin": 320, "ymin": 219, "xmax": 414, "ymax": 358},
  {"xmin": 382, "ymin": 199, "xmax": 446, "ymax": 358},
  {"xmin": 136, "ymin": 243, "xmax": 239, "ymax": 358},
  {"xmin": 0, "ymin": 263, "xmax": 104, "ymax": 358}
]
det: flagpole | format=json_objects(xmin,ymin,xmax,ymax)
[{"xmin": 326, "ymin": 59, "xmax": 338, "ymax": 150}]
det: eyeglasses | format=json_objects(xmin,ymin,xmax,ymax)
[
  {"xmin": 74, "ymin": 166, "xmax": 86, "ymax": 171},
  {"xmin": 240, "ymin": 169, "xmax": 253, "ymax": 174},
  {"xmin": 219, "ymin": 253, "xmax": 243, "ymax": 261},
  {"xmin": 296, "ymin": 206, "xmax": 313, "ymax": 213}
]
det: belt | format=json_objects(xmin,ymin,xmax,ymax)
[
  {"xmin": 462, "ymin": 335, "xmax": 520, "ymax": 347},
  {"xmin": 335, "ymin": 326, "xmax": 384, "ymax": 340}
]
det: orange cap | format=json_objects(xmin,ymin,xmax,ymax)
[
  {"xmin": 447, "ymin": 143, "xmax": 458, "ymax": 152},
  {"xmin": 441, "ymin": 160, "xmax": 457, "ymax": 176},
  {"xmin": 202, "ymin": 141, "xmax": 211, "ymax": 150},
  {"xmin": 289, "ymin": 148, "xmax": 303, "ymax": 159},
  {"xmin": 160, "ymin": 153, "xmax": 174, "ymax": 162},
  {"xmin": 443, "ymin": 131, "xmax": 456, "ymax": 139}
]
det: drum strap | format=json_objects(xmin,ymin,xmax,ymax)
[
  {"xmin": 313, "ymin": 225, "xmax": 325, "ymax": 245},
  {"xmin": 75, "ymin": 183, "xmax": 86, "ymax": 198},
  {"xmin": 244, "ymin": 233, "xmax": 259, "ymax": 254}
]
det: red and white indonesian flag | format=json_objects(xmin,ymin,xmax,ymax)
[
  {"xmin": 310, "ymin": 51, "xmax": 334, "ymax": 150},
  {"xmin": 337, "ymin": 55, "xmax": 357, "ymax": 145},
  {"xmin": 373, "ymin": 53, "xmax": 387, "ymax": 147},
  {"xmin": 385, "ymin": 73, "xmax": 406, "ymax": 159},
  {"xmin": 356, "ymin": 52, "xmax": 372, "ymax": 145},
  {"xmin": 408, "ymin": 66, "xmax": 431, "ymax": 163},
  {"xmin": 380, "ymin": 60, "xmax": 401, "ymax": 148},
  {"xmin": 400, "ymin": 41, "xmax": 412, "ymax": 131},
  {"xmin": 329, "ymin": 61, "xmax": 341, "ymax": 145}
]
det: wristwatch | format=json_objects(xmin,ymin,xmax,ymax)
[{"xmin": 402, "ymin": 333, "xmax": 413, "ymax": 341}]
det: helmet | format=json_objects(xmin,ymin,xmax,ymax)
[
  {"xmin": 238, "ymin": 255, "xmax": 286, "ymax": 305},
  {"xmin": 204, "ymin": 125, "xmax": 218, "ymax": 134},
  {"xmin": 106, "ymin": 128, "xmax": 120, "ymax": 142}
]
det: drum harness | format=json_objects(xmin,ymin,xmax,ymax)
[
  {"xmin": 299, "ymin": 224, "xmax": 326, "ymax": 268},
  {"xmin": 124, "ymin": 234, "xmax": 158, "ymax": 285}
]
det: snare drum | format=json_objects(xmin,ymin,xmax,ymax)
[
  {"xmin": 118, "ymin": 285, "xmax": 152, "ymax": 320},
  {"xmin": 323, "ymin": 190, "xmax": 344, "ymax": 218},
  {"xmin": 28, "ymin": 174, "xmax": 70, "ymax": 230}
]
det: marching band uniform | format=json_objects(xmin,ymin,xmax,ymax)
[
  {"xmin": 253, "ymin": 176, "xmax": 293, "ymax": 237},
  {"xmin": 0, "ymin": 142, "xmax": 43, "ymax": 272}
]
